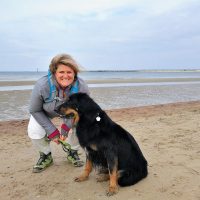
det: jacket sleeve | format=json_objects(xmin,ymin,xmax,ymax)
[{"xmin": 29, "ymin": 81, "xmax": 58, "ymax": 137}]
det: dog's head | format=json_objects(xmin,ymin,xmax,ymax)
[{"xmin": 56, "ymin": 93, "xmax": 102, "ymax": 125}]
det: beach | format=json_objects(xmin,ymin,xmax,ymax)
[
  {"xmin": 0, "ymin": 76, "xmax": 200, "ymax": 200},
  {"xmin": 0, "ymin": 101, "xmax": 200, "ymax": 200}
]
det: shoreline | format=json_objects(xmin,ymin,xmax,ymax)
[
  {"xmin": 1, "ymin": 83, "xmax": 200, "ymax": 121},
  {"xmin": 1, "ymin": 100, "xmax": 200, "ymax": 200},
  {"xmin": 1, "ymin": 77, "xmax": 200, "ymax": 86}
]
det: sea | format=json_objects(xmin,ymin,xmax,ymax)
[
  {"xmin": 1, "ymin": 70, "xmax": 200, "ymax": 81},
  {"xmin": 1, "ymin": 70, "xmax": 200, "ymax": 91},
  {"xmin": 1, "ymin": 70, "xmax": 200, "ymax": 121}
]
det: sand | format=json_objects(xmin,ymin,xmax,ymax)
[{"xmin": 0, "ymin": 101, "xmax": 200, "ymax": 200}]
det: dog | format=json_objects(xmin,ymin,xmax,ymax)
[{"xmin": 57, "ymin": 93, "xmax": 148, "ymax": 196}]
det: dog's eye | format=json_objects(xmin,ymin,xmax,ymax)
[{"xmin": 65, "ymin": 113, "xmax": 75, "ymax": 118}]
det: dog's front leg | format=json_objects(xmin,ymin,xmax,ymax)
[
  {"xmin": 74, "ymin": 158, "xmax": 92, "ymax": 182},
  {"xmin": 106, "ymin": 156, "xmax": 119, "ymax": 196}
]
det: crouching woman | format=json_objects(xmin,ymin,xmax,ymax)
[{"xmin": 28, "ymin": 53, "xmax": 89, "ymax": 173}]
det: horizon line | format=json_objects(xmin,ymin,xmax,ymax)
[{"xmin": 0, "ymin": 69, "xmax": 200, "ymax": 72}]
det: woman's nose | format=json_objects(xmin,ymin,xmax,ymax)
[{"xmin": 63, "ymin": 73, "xmax": 69, "ymax": 78}]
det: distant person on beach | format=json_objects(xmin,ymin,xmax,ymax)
[{"xmin": 27, "ymin": 53, "xmax": 89, "ymax": 173}]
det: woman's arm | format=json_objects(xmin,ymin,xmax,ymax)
[{"xmin": 29, "ymin": 81, "xmax": 59, "ymax": 138}]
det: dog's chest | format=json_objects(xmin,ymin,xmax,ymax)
[
  {"xmin": 76, "ymin": 127, "xmax": 94, "ymax": 148},
  {"xmin": 76, "ymin": 123, "xmax": 100, "ymax": 142}
]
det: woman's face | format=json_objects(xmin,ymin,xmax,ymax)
[{"xmin": 55, "ymin": 64, "xmax": 75, "ymax": 88}]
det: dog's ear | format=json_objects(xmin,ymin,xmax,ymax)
[
  {"xmin": 69, "ymin": 93, "xmax": 89, "ymax": 102},
  {"xmin": 67, "ymin": 93, "xmax": 103, "ymax": 122},
  {"xmin": 77, "ymin": 94, "xmax": 103, "ymax": 122},
  {"xmin": 68, "ymin": 93, "xmax": 90, "ymax": 111}
]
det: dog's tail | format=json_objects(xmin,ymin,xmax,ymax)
[{"xmin": 118, "ymin": 166, "xmax": 148, "ymax": 187}]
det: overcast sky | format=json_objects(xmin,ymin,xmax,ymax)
[{"xmin": 0, "ymin": 0, "xmax": 199, "ymax": 71}]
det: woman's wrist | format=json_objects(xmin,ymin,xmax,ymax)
[{"xmin": 48, "ymin": 129, "xmax": 60, "ymax": 139}]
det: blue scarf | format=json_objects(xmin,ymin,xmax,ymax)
[{"xmin": 46, "ymin": 70, "xmax": 79, "ymax": 102}]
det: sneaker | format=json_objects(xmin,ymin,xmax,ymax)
[
  {"xmin": 33, "ymin": 152, "xmax": 53, "ymax": 173},
  {"xmin": 67, "ymin": 150, "xmax": 84, "ymax": 167}
]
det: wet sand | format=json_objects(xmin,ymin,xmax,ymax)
[
  {"xmin": 0, "ymin": 101, "xmax": 200, "ymax": 200},
  {"xmin": 1, "ymin": 83, "xmax": 200, "ymax": 121}
]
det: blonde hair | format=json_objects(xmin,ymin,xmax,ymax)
[{"xmin": 49, "ymin": 53, "xmax": 80, "ymax": 75}]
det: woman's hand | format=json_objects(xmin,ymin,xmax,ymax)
[
  {"xmin": 52, "ymin": 134, "xmax": 67, "ymax": 144},
  {"xmin": 60, "ymin": 135, "xmax": 67, "ymax": 141},
  {"xmin": 52, "ymin": 137, "xmax": 60, "ymax": 144}
]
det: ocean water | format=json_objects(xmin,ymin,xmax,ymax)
[{"xmin": 1, "ymin": 70, "xmax": 200, "ymax": 81}]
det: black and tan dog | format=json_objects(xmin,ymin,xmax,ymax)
[{"xmin": 58, "ymin": 93, "xmax": 148, "ymax": 196}]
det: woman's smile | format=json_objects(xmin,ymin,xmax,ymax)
[{"xmin": 55, "ymin": 64, "xmax": 75, "ymax": 88}]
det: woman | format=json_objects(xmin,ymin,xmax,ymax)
[{"xmin": 28, "ymin": 53, "xmax": 89, "ymax": 173}]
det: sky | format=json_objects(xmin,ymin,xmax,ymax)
[{"xmin": 0, "ymin": 0, "xmax": 200, "ymax": 71}]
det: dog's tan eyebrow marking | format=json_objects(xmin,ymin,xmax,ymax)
[
  {"xmin": 64, "ymin": 108, "xmax": 76, "ymax": 115},
  {"xmin": 60, "ymin": 107, "xmax": 67, "ymax": 114}
]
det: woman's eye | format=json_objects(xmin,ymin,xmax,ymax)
[{"xmin": 57, "ymin": 71, "xmax": 73, "ymax": 75}]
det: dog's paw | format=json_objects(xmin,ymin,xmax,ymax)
[
  {"xmin": 106, "ymin": 186, "xmax": 119, "ymax": 196},
  {"xmin": 74, "ymin": 175, "xmax": 88, "ymax": 182}
]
